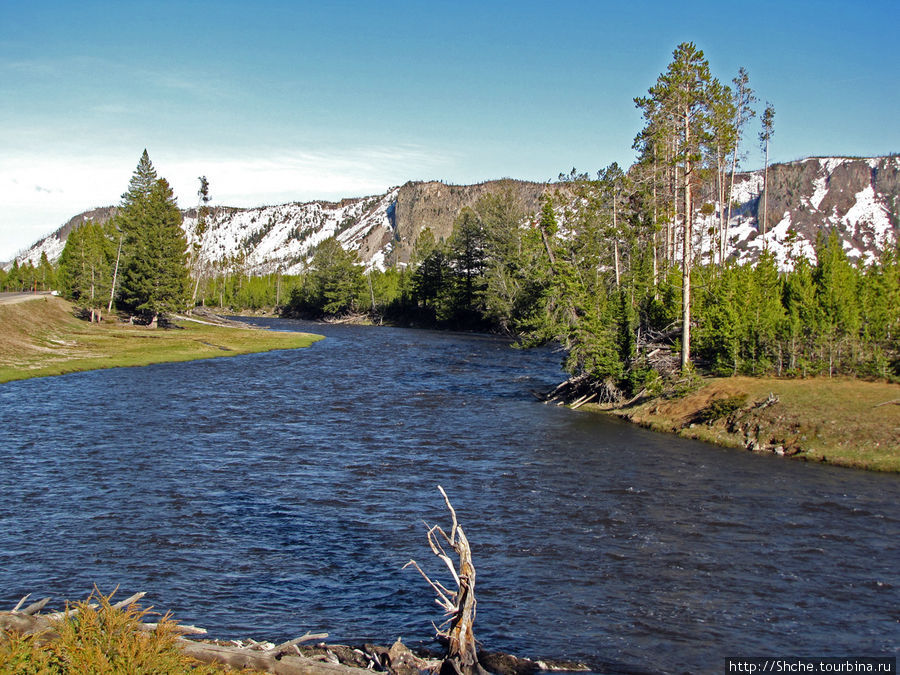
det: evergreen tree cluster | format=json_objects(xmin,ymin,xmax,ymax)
[
  {"xmin": 56, "ymin": 150, "xmax": 190, "ymax": 325},
  {"xmin": 0, "ymin": 253, "xmax": 56, "ymax": 294}
]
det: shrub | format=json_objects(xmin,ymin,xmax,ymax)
[{"xmin": 0, "ymin": 590, "xmax": 229, "ymax": 674}]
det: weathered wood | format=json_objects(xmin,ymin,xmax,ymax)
[
  {"xmin": 0, "ymin": 611, "xmax": 57, "ymax": 642},
  {"xmin": 140, "ymin": 622, "xmax": 208, "ymax": 635},
  {"xmin": 11, "ymin": 594, "xmax": 31, "ymax": 613},
  {"xmin": 46, "ymin": 603, "xmax": 98, "ymax": 620},
  {"xmin": 111, "ymin": 591, "xmax": 146, "ymax": 610},
  {"xmin": 177, "ymin": 638, "xmax": 366, "ymax": 675},
  {"xmin": 20, "ymin": 597, "xmax": 51, "ymax": 616},
  {"xmin": 405, "ymin": 486, "xmax": 489, "ymax": 675},
  {"xmin": 570, "ymin": 393, "xmax": 596, "ymax": 410},
  {"xmin": 268, "ymin": 632, "xmax": 330, "ymax": 655},
  {"xmin": 874, "ymin": 398, "xmax": 899, "ymax": 408}
]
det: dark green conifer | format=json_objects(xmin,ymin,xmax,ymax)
[{"xmin": 119, "ymin": 178, "xmax": 189, "ymax": 325}]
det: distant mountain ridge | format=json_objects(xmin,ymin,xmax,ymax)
[{"xmin": 9, "ymin": 156, "xmax": 899, "ymax": 274}]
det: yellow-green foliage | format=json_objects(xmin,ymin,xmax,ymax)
[{"xmin": 0, "ymin": 592, "xmax": 229, "ymax": 674}]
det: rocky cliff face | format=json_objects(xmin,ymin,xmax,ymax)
[
  {"xmin": 10, "ymin": 156, "xmax": 898, "ymax": 274},
  {"xmin": 388, "ymin": 179, "xmax": 546, "ymax": 265},
  {"xmin": 726, "ymin": 156, "xmax": 899, "ymax": 267}
]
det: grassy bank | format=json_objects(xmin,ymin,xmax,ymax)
[
  {"xmin": 591, "ymin": 376, "xmax": 900, "ymax": 472},
  {"xmin": 0, "ymin": 296, "xmax": 322, "ymax": 384}
]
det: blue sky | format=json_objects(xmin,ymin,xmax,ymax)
[{"xmin": 2, "ymin": 0, "xmax": 898, "ymax": 260}]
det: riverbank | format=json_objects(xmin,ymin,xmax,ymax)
[
  {"xmin": 1, "ymin": 590, "xmax": 582, "ymax": 675},
  {"xmin": 0, "ymin": 296, "xmax": 322, "ymax": 383},
  {"xmin": 585, "ymin": 376, "xmax": 900, "ymax": 472}
]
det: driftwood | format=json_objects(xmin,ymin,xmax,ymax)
[
  {"xmin": 177, "ymin": 639, "xmax": 364, "ymax": 675},
  {"xmin": 874, "ymin": 398, "xmax": 899, "ymax": 408},
  {"xmin": 540, "ymin": 374, "xmax": 624, "ymax": 407},
  {"xmin": 404, "ymin": 486, "xmax": 489, "ymax": 675},
  {"xmin": 0, "ymin": 593, "xmax": 362, "ymax": 675}
]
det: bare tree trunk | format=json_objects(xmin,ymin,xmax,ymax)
[
  {"xmin": 191, "ymin": 271, "xmax": 203, "ymax": 308},
  {"xmin": 762, "ymin": 138, "xmax": 770, "ymax": 236},
  {"xmin": 404, "ymin": 487, "xmax": 488, "ymax": 675},
  {"xmin": 108, "ymin": 233, "xmax": 123, "ymax": 313},
  {"xmin": 681, "ymin": 110, "xmax": 693, "ymax": 371}
]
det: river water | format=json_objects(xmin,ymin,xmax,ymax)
[{"xmin": 0, "ymin": 318, "xmax": 897, "ymax": 674}]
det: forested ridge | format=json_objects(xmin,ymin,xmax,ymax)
[{"xmin": 2, "ymin": 43, "xmax": 897, "ymax": 393}]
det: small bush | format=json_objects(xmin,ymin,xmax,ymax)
[
  {"xmin": 0, "ymin": 590, "xmax": 228, "ymax": 674},
  {"xmin": 696, "ymin": 394, "xmax": 749, "ymax": 424}
]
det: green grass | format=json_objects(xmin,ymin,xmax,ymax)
[
  {"xmin": 0, "ymin": 297, "xmax": 322, "ymax": 383},
  {"xmin": 600, "ymin": 376, "xmax": 900, "ymax": 472}
]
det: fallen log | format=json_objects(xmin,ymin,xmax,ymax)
[{"xmin": 177, "ymin": 638, "xmax": 365, "ymax": 675}]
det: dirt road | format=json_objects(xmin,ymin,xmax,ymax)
[{"xmin": 0, "ymin": 291, "xmax": 55, "ymax": 305}]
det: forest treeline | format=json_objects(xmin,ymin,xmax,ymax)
[{"xmin": 2, "ymin": 43, "xmax": 897, "ymax": 392}]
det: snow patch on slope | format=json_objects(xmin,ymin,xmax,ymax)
[
  {"xmin": 809, "ymin": 174, "xmax": 828, "ymax": 210},
  {"xmin": 16, "ymin": 235, "xmax": 66, "ymax": 268},
  {"xmin": 182, "ymin": 187, "xmax": 399, "ymax": 275},
  {"xmin": 820, "ymin": 157, "xmax": 847, "ymax": 174},
  {"xmin": 729, "ymin": 172, "xmax": 764, "ymax": 205}
]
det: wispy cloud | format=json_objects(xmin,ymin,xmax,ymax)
[
  {"xmin": 158, "ymin": 144, "xmax": 452, "ymax": 206},
  {"xmin": 0, "ymin": 144, "xmax": 456, "ymax": 259}
]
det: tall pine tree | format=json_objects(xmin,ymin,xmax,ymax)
[{"xmin": 120, "ymin": 177, "xmax": 189, "ymax": 326}]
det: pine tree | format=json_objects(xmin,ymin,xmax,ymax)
[
  {"xmin": 38, "ymin": 251, "xmax": 56, "ymax": 291},
  {"xmin": 111, "ymin": 150, "xmax": 160, "ymax": 310},
  {"xmin": 7, "ymin": 261, "xmax": 22, "ymax": 291},
  {"xmin": 120, "ymin": 150, "xmax": 159, "ymax": 218},
  {"xmin": 759, "ymin": 102, "xmax": 775, "ymax": 235},
  {"xmin": 744, "ymin": 251, "xmax": 785, "ymax": 373},
  {"xmin": 412, "ymin": 246, "xmax": 451, "ymax": 319},
  {"xmin": 447, "ymin": 207, "xmax": 488, "ymax": 323},
  {"xmin": 474, "ymin": 189, "xmax": 528, "ymax": 332},
  {"xmin": 58, "ymin": 221, "xmax": 113, "ymax": 322},
  {"xmin": 725, "ymin": 68, "xmax": 757, "ymax": 259},
  {"xmin": 288, "ymin": 237, "xmax": 364, "ymax": 317},
  {"xmin": 782, "ymin": 256, "xmax": 818, "ymax": 375},
  {"xmin": 814, "ymin": 231, "xmax": 860, "ymax": 376},
  {"xmin": 707, "ymin": 78, "xmax": 737, "ymax": 266},
  {"xmin": 858, "ymin": 246, "xmax": 900, "ymax": 377},
  {"xmin": 119, "ymin": 178, "xmax": 189, "ymax": 326},
  {"xmin": 636, "ymin": 42, "xmax": 714, "ymax": 371}
]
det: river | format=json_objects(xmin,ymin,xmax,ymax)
[{"xmin": 0, "ymin": 318, "xmax": 897, "ymax": 674}]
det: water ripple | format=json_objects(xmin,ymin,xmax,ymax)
[{"xmin": 1, "ymin": 319, "xmax": 898, "ymax": 673}]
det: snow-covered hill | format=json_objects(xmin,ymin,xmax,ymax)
[
  {"xmin": 183, "ymin": 188, "xmax": 399, "ymax": 275},
  {"xmin": 720, "ymin": 155, "xmax": 899, "ymax": 268},
  {"xmin": 8, "ymin": 156, "xmax": 898, "ymax": 275}
]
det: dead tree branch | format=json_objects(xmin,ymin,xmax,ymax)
[{"xmin": 404, "ymin": 486, "xmax": 489, "ymax": 675}]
